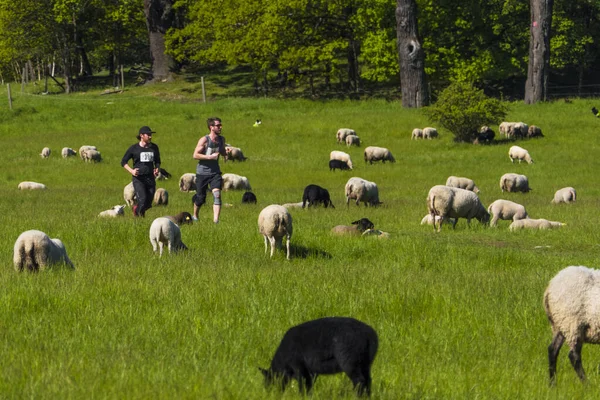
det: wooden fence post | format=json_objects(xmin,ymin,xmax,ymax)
[
  {"xmin": 201, "ymin": 76, "xmax": 206, "ymax": 103},
  {"xmin": 120, "ymin": 65, "xmax": 125, "ymax": 90},
  {"xmin": 8, "ymin": 83, "xmax": 12, "ymax": 110}
]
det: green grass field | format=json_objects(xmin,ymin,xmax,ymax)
[{"xmin": 1, "ymin": 85, "xmax": 600, "ymax": 399}]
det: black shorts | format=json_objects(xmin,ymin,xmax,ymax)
[{"xmin": 196, "ymin": 173, "xmax": 223, "ymax": 193}]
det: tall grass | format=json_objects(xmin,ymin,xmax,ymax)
[{"xmin": 1, "ymin": 88, "xmax": 600, "ymax": 398}]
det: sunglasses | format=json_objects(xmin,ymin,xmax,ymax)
[{"xmin": 213, "ymin": 124, "xmax": 222, "ymax": 127}]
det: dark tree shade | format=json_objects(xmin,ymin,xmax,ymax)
[
  {"xmin": 524, "ymin": 0, "xmax": 554, "ymax": 104},
  {"xmin": 143, "ymin": 0, "xmax": 176, "ymax": 82}
]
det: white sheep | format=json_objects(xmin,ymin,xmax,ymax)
[
  {"xmin": 544, "ymin": 266, "xmax": 600, "ymax": 383},
  {"xmin": 500, "ymin": 173, "xmax": 531, "ymax": 193},
  {"xmin": 551, "ymin": 187, "xmax": 576, "ymax": 204},
  {"xmin": 363, "ymin": 146, "xmax": 395, "ymax": 164},
  {"xmin": 179, "ymin": 173, "xmax": 196, "ymax": 192},
  {"xmin": 18, "ymin": 181, "xmax": 47, "ymax": 190},
  {"xmin": 345, "ymin": 134, "xmax": 361, "ymax": 147},
  {"xmin": 123, "ymin": 182, "xmax": 137, "ymax": 207},
  {"xmin": 345, "ymin": 177, "xmax": 381, "ymax": 207},
  {"xmin": 149, "ymin": 217, "xmax": 188, "ymax": 257},
  {"xmin": 426, "ymin": 185, "xmax": 490, "ymax": 232},
  {"xmin": 153, "ymin": 188, "xmax": 169, "ymax": 206},
  {"xmin": 79, "ymin": 145, "xmax": 97, "ymax": 159},
  {"xmin": 499, "ymin": 122, "xmax": 516, "ymax": 137},
  {"xmin": 330, "ymin": 150, "xmax": 353, "ymax": 170},
  {"xmin": 13, "ymin": 230, "xmax": 74, "ymax": 271},
  {"xmin": 98, "ymin": 205, "xmax": 126, "ymax": 217},
  {"xmin": 336, "ymin": 128, "xmax": 355, "ymax": 144},
  {"xmin": 83, "ymin": 149, "xmax": 102, "ymax": 162},
  {"xmin": 445, "ymin": 176, "xmax": 480, "ymax": 193},
  {"xmin": 423, "ymin": 127, "xmax": 438, "ymax": 139},
  {"xmin": 222, "ymin": 173, "xmax": 251, "ymax": 191},
  {"xmin": 258, "ymin": 205, "xmax": 293, "ymax": 259},
  {"xmin": 487, "ymin": 199, "xmax": 528, "ymax": 227},
  {"xmin": 225, "ymin": 145, "xmax": 247, "ymax": 162},
  {"xmin": 40, "ymin": 147, "xmax": 51, "ymax": 158},
  {"xmin": 508, "ymin": 145, "xmax": 534, "ymax": 164},
  {"xmin": 420, "ymin": 214, "xmax": 456, "ymax": 226},
  {"xmin": 61, "ymin": 147, "xmax": 77, "ymax": 158},
  {"xmin": 527, "ymin": 125, "xmax": 544, "ymax": 138},
  {"xmin": 411, "ymin": 128, "xmax": 423, "ymax": 139},
  {"xmin": 508, "ymin": 218, "xmax": 564, "ymax": 230}
]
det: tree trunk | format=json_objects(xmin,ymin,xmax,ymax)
[
  {"xmin": 143, "ymin": 0, "xmax": 176, "ymax": 82},
  {"xmin": 396, "ymin": 0, "xmax": 428, "ymax": 108},
  {"xmin": 524, "ymin": 0, "xmax": 554, "ymax": 104}
]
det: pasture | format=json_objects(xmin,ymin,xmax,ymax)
[{"xmin": 1, "ymin": 89, "xmax": 600, "ymax": 399}]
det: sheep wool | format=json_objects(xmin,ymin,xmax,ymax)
[
  {"xmin": 153, "ymin": 188, "xmax": 169, "ymax": 206},
  {"xmin": 551, "ymin": 187, "xmax": 576, "ymax": 204},
  {"xmin": 330, "ymin": 150, "xmax": 353, "ymax": 170},
  {"xmin": 40, "ymin": 147, "xmax": 51, "ymax": 158},
  {"xmin": 336, "ymin": 128, "xmax": 355, "ymax": 144},
  {"xmin": 411, "ymin": 128, "xmax": 423, "ymax": 139},
  {"xmin": 426, "ymin": 185, "xmax": 489, "ymax": 232},
  {"xmin": 363, "ymin": 146, "xmax": 395, "ymax": 164},
  {"xmin": 445, "ymin": 176, "xmax": 480, "ymax": 193},
  {"xmin": 78, "ymin": 145, "xmax": 97, "ymax": 159},
  {"xmin": 509, "ymin": 218, "xmax": 564, "ymax": 230},
  {"xmin": 345, "ymin": 177, "xmax": 380, "ymax": 206},
  {"xmin": 222, "ymin": 173, "xmax": 251, "ymax": 191},
  {"xmin": 123, "ymin": 182, "xmax": 136, "ymax": 207},
  {"xmin": 149, "ymin": 217, "xmax": 188, "ymax": 256},
  {"xmin": 500, "ymin": 173, "xmax": 531, "ymax": 193},
  {"xmin": 345, "ymin": 134, "xmax": 360, "ymax": 147},
  {"xmin": 508, "ymin": 145, "xmax": 534, "ymax": 164},
  {"xmin": 13, "ymin": 230, "xmax": 74, "ymax": 272},
  {"xmin": 18, "ymin": 181, "xmax": 46, "ymax": 190},
  {"xmin": 98, "ymin": 205, "xmax": 125, "ymax": 217},
  {"xmin": 179, "ymin": 173, "xmax": 196, "ymax": 192},
  {"xmin": 61, "ymin": 147, "xmax": 77, "ymax": 158},
  {"xmin": 258, "ymin": 205, "xmax": 293, "ymax": 259},
  {"xmin": 423, "ymin": 127, "xmax": 438, "ymax": 139},
  {"xmin": 487, "ymin": 199, "xmax": 528, "ymax": 227}
]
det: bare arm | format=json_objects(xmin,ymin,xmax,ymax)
[{"xmin": 193, "ymin": 136, "xmax": 216, "ymax": 160}]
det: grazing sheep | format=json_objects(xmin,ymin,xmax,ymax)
[
  {"xmin": 337, "ymin": 128, "xmax": 356, "ymax": 144},
  {"xmin": 331, "ymin": 218, "xmax": 375, "ymax": 235},
  {"xmin": 345, "ymin": 177, "xmax": 381, "ymax": 207},
  {"xmin": 364, "ymin": 146, "xmax": 396, "ymax": 164},
  {"xmin": 362, "ymin": 229, "xmax": 391, "ymax": 239},
  {"xmin": 123, "ymin": 182, "xmax": 136, "ymax": 207},
  {"xmin": 411, "ymin": 128, "xmax": 423, "ymax": 139},
  {"xmin": 179, "ymin": 173, "xmax": 196, "ymax": 192},
  {"xmin": 13, "ymin": 230, "xmax": 74, "ymax": 272},
  {"xmin": 509, "ymin": 218, "xmax": 564, "ymax": 230},
  {"xmin": 83, "ymin": 149, "xmax": 102, "ymax": 163},
  {"xmin": 260, "ymin": 317, "xmax": 378, "ymax": 396},
  {"xmin": 329, "ymin": 159, "xmax": 351, "ymax": 171},
  {"xmin": 499, "ymin": 122, "xmax": 516, "ymax": 137},
  {"xmin": 302, "ymin": 184, "xmax": 334, "ymax": 208},
  {"xmin": 551, "ymin": 187, "xmax": 576, "ymax": 204},
  {"xmin": 225, "ymin": 145, "xmax": 247, "ymax": 162},
  {"xmin": 78, "ymin": 145, "xmax": 97, "ymax": 159},
  {"xmin": 420, "ymin": 214, "xmax": 456, "ymax": 226},
  {"xmin": 222, "ymin": 173, "xmax": 251, "ymax": 191},
  {"xmin": 528, "ymin": 125, "xmax": 544, "ymax": 138},
  {"xmin": 149, "ymin": 217, "xmax": 188, "ymax": 256},
  {"xmin": 98, "ymin": 205, "xmax": 126, "ymax": 217},
  {"xmin": 345, "ymin": 134, "xmax": 361, "ymax": 147},
  {"xmin": 487, "ymin": 199, "xmax": 528, "ymax": 227},
  {"xmin": 500, "ymin": 173, "xmax": 531, "ymax": 193},
  {"xmin": 445, "ymin": 176, "xmax": 480, "ymax": 193},
  {"xmin": 61, "ymin": 147, "xmax": 76, "ymax": 158},
  {"xmin": 423, "ymin": 127, "xmax": 438, "ymax": 139},
  {"xmin": 153, "ymin": 188, "xmax": 168, "ymax": 206},
  {"xmin": 40, "ymin": 147, "xmax": 51, "ymax": 158},
  {"xmin": 258, "ymin": 205, "xmax": 293, "ymax": 259},
  {"xmin": 156, "ymin": 168, "xmax": 172, "ymax": 180},
  {"xmin": 18, "ymin": 181, "xmax": 46, "ymax": 190},
  {"xmin": 426, "ymin": 185, "xmax": 490, "ymax": 232},
  {"xmin": 509, "ymin": 145, "xmax": 534, "ymax": 164},
  {"xmin": 475, "ymin": 126, "xmax": 495, "ymax": 143},
  {"xmin": 544, "ymin": 266, "xmax": 600, "ymax": 384},
  {"xmin": 330, "ymin": 151, "xmax": 353, "ymax": 170},
  {"xmin": 242, "ymin": 191, "xmax": 257, "ymax": 204},
  {"xmin": 512, "ymin": 122, "xmax": 529, "ymax": 138},
  {"xmin": 165, "ymin": 211, "xmax": 193, "ymax": 225}
]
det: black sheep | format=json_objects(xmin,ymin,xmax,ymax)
[
  {"xmin": 260, "ymin": 317, "xmax": 378, "ymax": 396},
  {"xmin": 329, "ymin": 159, "xmax": 350, "ymax": 171},
  {"xmin": 302, "ymin": 184, "xmax": 335, "ymax": 208},
  {"xmin": 242, "ymin": 191, "xmax": 257, "ymax": 204}
]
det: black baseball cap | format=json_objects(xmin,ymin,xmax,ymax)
[{"xmin": 139, "ymin": 126, "xmax": 155, "ymax": 135}]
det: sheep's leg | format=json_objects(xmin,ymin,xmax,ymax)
[
  {"xmin": 263, "ymin": 235, "xmax": 268, "ymax": 254},
  {"xmin": 568, "ymin": 338, "xmax": 586, "ymax": 382},
  {"xmin": 158, "ymin": 242, "xmax": 164, "ymax": 257},
  {"xmin": 151, "ymin": 239, "xmax": 158, "ymax": 253},
  {"xmin": 167, "ymin": 240, "xmax": 172, "ymax": 255},
  {"xmin": 344, "ymin": 365, "xmax": 371, "ymax": 397},
  {"xmin": 451, "ymin": 218, "xmax": 458, "ymax": 229},
  {"xmin": 548, "ymin": 331, "xmax": 565, "ymax": 385},
  {"xmin": 285, "ymin": 234, "xmax": 291, "ymax": 260},
  {"xmin": 269, "ymin": 237, "xmax": 276, "ymax": 258},
  {"xmin": 490, "ymin": 215, "xmax": 499, "ymax": 227}
]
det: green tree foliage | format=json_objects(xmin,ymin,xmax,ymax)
[{"xmin": 424, "ymin": 81, "xmax": 508, "ymax": 142}]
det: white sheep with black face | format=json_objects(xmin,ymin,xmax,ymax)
[
  {"xmin": 364, "ymin": 146, "xmax": 395, "ymax": 164},
  {"xmin": 149, "ymin": 217, "xmax": 188, "ymax": 257},
  {"xmin": 78, "ymin": 145, "xmax": 97, "ymax": 159},
  {"xmin": 336, "ymin": 128, "xmax": 356, "ymax": 144},
  {"xmin": 13, "ymin": 230, "xmax": 74, "ymax": 272},
  {"xmin": 61, "ymin": 147, "xmax": 77, "ymax": 158},
  {"xmin": 258, "ymin": 205, "xmax": 293, "ymax": 259},
  {"xmin": 411, "ymin": 128, "xmax": 423, "ymax": 139}
]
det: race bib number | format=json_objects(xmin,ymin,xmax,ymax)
[{"xmin": 140, "ymin": 152, "xmax": 154, "ymax": 162}]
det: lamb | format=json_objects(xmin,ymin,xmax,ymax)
[
  {"xmin": 260, "ymin": 317, "xmax": 378, "ymax": 396},
  {"xmin": 83, "ymin": 149, "xmax": 102, "ymax": 162},
  {"xmin": 149, "ymin": 217, "xmax": 188, "ymax": 256},
  {"xmin": 411, "ymin": 128, "xmax": 423, "ymax": 139},
  {"xmin": 13, "ymin": 230, "xmax": 74, "ymax": 272},
  {"xmin": 179, "ymin": 173, "xmax": 196, "ymax": 192},
  {"xmin": 509, "ymin": 145, "xmax": 534, "ymax": 164},
  {"xmin": 423, "ymin": 127, "xmax": 438, "ymax": 139},
  {"xmin": 527, "ymin": 125, "xmax": 544, "ymax": 138},
  {"xmin": 78, "ymin": 145, "xmax": 97, "ymax": 159},
  {"xmin": 153, "ymin": 188, "xmax": 168, "ymax": 206},
  {"xmin": 242, "ymin": 191, "xmax": 257, "ymax": 204},
  {"xmin": 40, "ymin": 147, "xmax": 51, "ymax": 158},
  {"xmin": 544, "ymin": 266, "xmax": 600, "ymax": 384},
  {"xmin": 364, "ymin": 146, "xmax": 395, "ymax": 164},
  {"xmin": 336, "ymin": 128, "xmax": 355, "ymax": 144},
  {"xmin": 500, "ymin": 173, "xmax": 531, "ymax": 193},
  {"xmin": 551, "ymin": 187, "xmax": 576, "ymax": 204},
  {"xmin": 302, "ymin": 184, "xmax": 334, "ymax": 208},
  {"xmin": 258, "ymin": 205, "xmax": 293, "ymax": 259},
  {"xmin": 18, "ymin": 181, "xmax": 46, "ymax": 190},
  {"xmin": 345, "ymin": 177, "xmax": 381, "ymax": 207},
  {"xmin": 222, "ymin": 173, "xmax": 251, "ymax": 191},
  {"xmin": 61, "ymin": 147, "xmax": 76, "ymax": 158},
  {"xmin": 426, "ymin": 185, "xmax": 490, "ymax": 232},
  {"xmin": 224, "ymin": 145, "xmax": 247, "ymax": 162},
  {"xmin": 123, "ymin": 182, "xmax": 136, "ymax": 207},
  {"xmin": 487, "ymin": 199, "xmax": 528, "ymax": 227},
  {"xmin": 345, "ymin": 134, "xmax": 361, "ymax": 147},
  {"xmin": 156, "ymin": 168, "xmax": 172, "ymax": 180},
  {"xmin": 165, "ymin": 211, "xmax": 193, "ymax": 225},
  {"xmin": 98, "ymin": 205, "xmax": 125, "ymax": 217},
  {"xmin": 329, "ymin": 159, "xmax": 351, "ymax": 171},
  {"xmin": 331, "ymin": 218, "xmax": 375, "ymax": 235},
  {"xmin": 445, "ymin": 176, "xmax": 480, "ymax": 193},
  {"xmin": 330, "ymin": 150, "xmax": 353, "ymax": 170},
  {"xmin": 509, "ymin": 218, "xmax": 564, "ymax": 230},
  {"xmin": 362, "ymin": 229, "xmax": 391, "ymax": 239},
  {"xmin": 420, "ymin": 214, "xmax": 456, "ymax": 226}
]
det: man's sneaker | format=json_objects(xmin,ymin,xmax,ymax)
[
  {"xmin": 192, "ymin": 216, "xmax": 198, "ymax": 221},
  {"xmin": 132, "ymin": 204, "xmax": 139, "ymax": 217}
]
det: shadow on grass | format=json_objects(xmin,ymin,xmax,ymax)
[{"xmin": 290, "ymin": 244, "xmax": 332, "ymax": 259}]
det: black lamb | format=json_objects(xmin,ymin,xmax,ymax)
[
  {"xmin": 302, "ymin": 184, "xmax": 335, "ymax": 208},
  {"xmin": 329, "ymin": 159, "xmax": 350, "ymax": 171},
  {"xmin": 242, "ymin": 191, "xmax": 257, "ymax": 204}
]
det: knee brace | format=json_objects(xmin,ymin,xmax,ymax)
[{"xmin": 213, "ymin": 190, "xmax": 221, "ymax": 205}]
